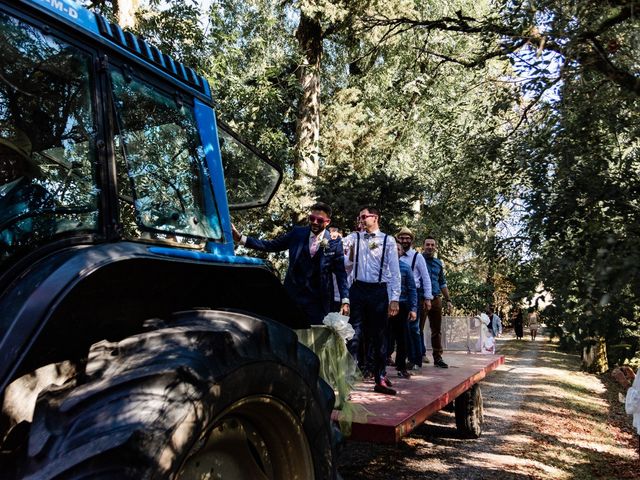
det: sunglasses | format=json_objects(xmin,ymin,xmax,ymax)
[
  {"xmin": 308, "ymin": 214, "xmax": 328, "ymax": 224},
  {"xmin": 359, "ymin": 214, "xmax": 377, "ymax": 221}
]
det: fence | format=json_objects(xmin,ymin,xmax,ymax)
[{"xmin": 424, "ymin": 315, "xmax": 494, "ymax": 353}]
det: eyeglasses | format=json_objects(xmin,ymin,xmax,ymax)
[
  {"xmin": 359, "ymin": 214, "xmax": 377, "ymax": 221},
  {"xmin": 308, "ymin": 214, "xmax": 328, "ymax": 225}
]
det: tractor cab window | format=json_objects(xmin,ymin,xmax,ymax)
[
  {"xmin": 0, "ymin": 13, "xmax": 98, "ymax": 265},
  {"xmin": 111, "ymin": 70, "xmax": 221, "ymax": 245},
  {"xmin": 218, "ymin": 126, "xmax": 281, "ymax": 210}
]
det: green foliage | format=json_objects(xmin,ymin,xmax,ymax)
[
  {"xmin": 446, "ymin": 269, "xmax": 493, "ymax": 313},
  {"xmin": 313, "ymin": 160, "xmax": 423, "ymax": 232},
  {"xmin": 510, "ymin": 3, "xmax": 640, "ymax": 365}
]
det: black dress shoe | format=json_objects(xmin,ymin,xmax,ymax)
[
  {"xmin": 397, "ymin": 369, "xmax": 412, "ymax": 379},
  {"xmin": 382, "ymin": 376, "xmax": 393, "ymax": 387},
  {"xmin": 374, "ymin": 380, "xmax": 396, "ymax": 395},
  {"xmin": 434, "ymin": 358, "xmax": 449, "ymax": 368}
]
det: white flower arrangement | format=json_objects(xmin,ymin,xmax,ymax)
[
  {"xmin": 368, "ymin": 241, "xmax": 378, "ymax": 250},
  {"xmin": 319, "ymin": 238, "xmax": 329, "ymax": 251},
  {"xmin": 322, "ymin": 312, "xmax": 355, "ymax": 343}
]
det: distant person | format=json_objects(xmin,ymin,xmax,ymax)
[
  {"xmin": 486, "ymin": 305, "xmax": 502, "ymax": 337},
  {"xmin": 232, "ymin": 202, "xmax": 350, "ymax": 325},
  {"xmin": 513, "ymin": 308, "xmax": 524, "ymax": 340},
  {"xmin": 527, "ymin": 308, "xmax": 540, "ymax": 341},
  {"xmin": 422, "ymin": 236, "xmax": 452, "ymax": 368},
  {"xmin": 396, "ymin": 227, "xmax": 432, "ymax": 369},
  {"xmin": 343, "ymin": 206, "xmax": 401, "ymax": 395}
]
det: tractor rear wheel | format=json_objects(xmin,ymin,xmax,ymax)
[{"xmin": 17, "ymin": 310, "xmax": 336, "ymax": 479}]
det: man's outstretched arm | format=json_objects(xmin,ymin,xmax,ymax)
[{"xmin": 231, "ymin": 223, "xmax": 295, "ymax": 253}]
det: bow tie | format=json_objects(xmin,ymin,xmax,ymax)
[{"xmin": 364, "ymin": 232, "xmax": 376, "ymax": 239}]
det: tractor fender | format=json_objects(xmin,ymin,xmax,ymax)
[{"xmin": 0, "ymin": 241, "xmax": 306, "ymax": 392}]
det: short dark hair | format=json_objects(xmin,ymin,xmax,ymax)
[
  {"xmin": 311, "ymin": 202, "xmax": 332, "ymax": 217},
  {"xmin": 424, "ymin": 235, "xmax": 437, "ymax": 243},
  {"xmin": 359, "ymin": 205, "xmax": 380, "ymax": 217}
]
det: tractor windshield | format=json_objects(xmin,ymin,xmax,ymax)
[
  {"xmin": 111, "ymin": 69, "xmax": 222, "ymax": 245},
  {"xmin": 0, "ymin": 12, "xmax": 98, "ymax": 265}
]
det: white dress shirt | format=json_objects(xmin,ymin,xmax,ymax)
[
  {"xmin": 399, "ymin": 248, "xmax": 433, "ymax": 300},
  {"xmin": 333, "ymin": 253, "xmax": 353, "ymax": 302},
  {"xmin": 308, "ymin": 229, "xmax": 327, "ymax": 256},
  {"xmin": 344, "ymin": 230, "xmax": 401, "ymax": 302}
]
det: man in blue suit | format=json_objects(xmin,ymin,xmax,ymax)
[{"xmin": 231, "ymin": 202, "xmax": 350, "ymax": 325}]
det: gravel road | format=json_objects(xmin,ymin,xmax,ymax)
[{"xmin": 337, "ymin": 333, "xmax": 639, "ymax": 480}]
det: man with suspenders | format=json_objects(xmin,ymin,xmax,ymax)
[
  {"xmin": 344, "ymin": 207, "xmax": 401, "ymax": 395},
  {"xmin": 396, "ymin": 227, "xmax": 433, "ymax": 369}
]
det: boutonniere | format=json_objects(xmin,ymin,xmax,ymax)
[
  {"xmin": 319, "ymin": 238, "xmax": 329, "ymax": 251},
  {"xmin": 369, "ymin": 241, "xmax": 378, "ymax": 250}
]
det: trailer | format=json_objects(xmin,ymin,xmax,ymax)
[
  {"xmin": 328, "ymin": 315, "xmax": 505, "ymax": 443},
  {"xmin": 334, "ymin": 352, "xmax": 504, "ymax": 443}
]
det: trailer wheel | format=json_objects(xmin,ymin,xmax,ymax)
[
  {"xmin": 454, "ymin": 384, "xmax": 483, "ymax": 439},
  {"xmin": 17, "ymin": 310, "xmax": 336, "ymax": 480}
]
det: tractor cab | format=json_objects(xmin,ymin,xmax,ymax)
[{"xmin": 0, "ymin": 1, "xmax": 280, "ymax": 277}]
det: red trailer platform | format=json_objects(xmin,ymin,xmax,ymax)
[{"xmin": 333, "ymin": 352, "xmax": 504, "ymax": 443}]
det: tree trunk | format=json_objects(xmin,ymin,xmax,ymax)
[
  {"xmin": 582, "ymin": 336, "xmax": 608, "ymax": 373},
  {"xmin": 112, "ymin": 0, "xmax": 138, "ymax": 29},
  {"xmin": 294, "ymin": 12, "xmax": 323, "ymax": 208}
]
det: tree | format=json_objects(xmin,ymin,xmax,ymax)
[{"xmin": 517, "ymin": 74, "xmax": 640, "ymax": 368}]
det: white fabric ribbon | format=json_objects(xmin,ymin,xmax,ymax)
[{"xmin": 625, "ymin": 373, "xmax": 640, "ymax": 435}]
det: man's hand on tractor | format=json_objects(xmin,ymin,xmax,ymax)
[{"xmin": 231, "ymin": 224, "xmax": 242, "ymax": 243}]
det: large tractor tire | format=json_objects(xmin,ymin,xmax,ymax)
[
  {"xmin": 454, "ymin": 383, "xmax": 483, "ymax": 439},
  {"xmin": 15, "ymin": 310, "xmax": 336, "ymax": 479}
]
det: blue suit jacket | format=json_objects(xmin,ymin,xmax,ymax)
[{"xmin": 245, "ymin": 226, "xmax": 349, "ymax": 313}]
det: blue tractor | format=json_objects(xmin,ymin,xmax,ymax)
[{"xmin": 0, "ymin": 1, "xmax": 336, "ymax": 478}]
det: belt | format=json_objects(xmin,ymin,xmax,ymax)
[{"xmin": 353, "ymin": 280, "xmax": 387, "ymax": 287}]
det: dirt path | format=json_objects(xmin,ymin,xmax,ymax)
[{"xmin": 338, "ymin": 333, "xmax": 639, "ymax": 479}]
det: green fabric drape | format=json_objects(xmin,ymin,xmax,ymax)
[{"xmin": 295, "ymin": 325, "xmax": 370, "ymax": 435}]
